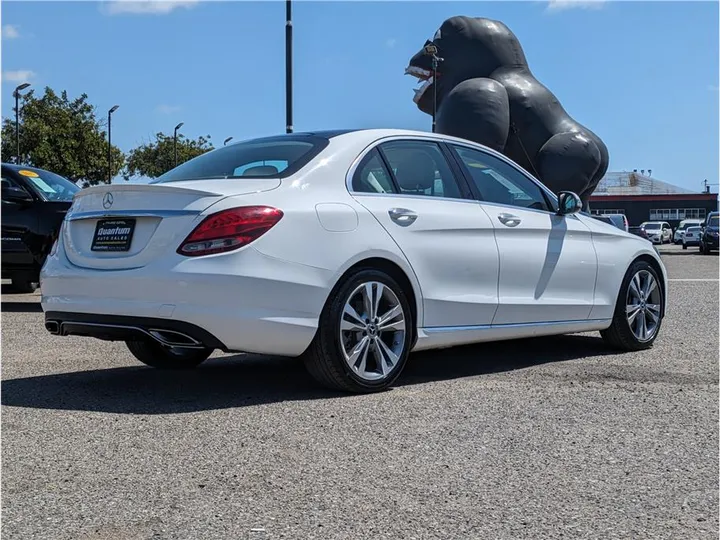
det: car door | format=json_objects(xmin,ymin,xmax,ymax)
[
  {"xmin": 447, "ymin": 143, "xmax": 598, "ymax": 325},
  {"xmin": 348, "ymin": 138, "xmax": 500, "ymax": 328},
  {"xmin": 1, "ymin": 170, "xmax": 40, "ymax": 272}
]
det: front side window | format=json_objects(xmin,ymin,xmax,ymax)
[
  {"xmin": 378, "ymin": 140, "xmax": 463, "ymax": 199},
  {"xmin": 708, "ymin": 215, "xmax": 719, "ymax": 228},
  {"xmin": 451, "ymin": 145, "xmax": 551, "ymax": 212},
  {"xmin": 153, "ymin": 136, "xmax": 327, "ymax": 183}
]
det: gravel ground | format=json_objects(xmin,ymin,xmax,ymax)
[{"xmin": 2, "ymin": 244, "xmax": 718, "ymax": 539}]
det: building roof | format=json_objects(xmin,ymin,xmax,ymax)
[{"xmin": 592, "ymin": 171, "xmax": 696, "ymax": 196}]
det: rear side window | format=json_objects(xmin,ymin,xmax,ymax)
[
  {"xmin": 352, "ymin": 149, "xmax": 397, "ymax": 194},
  {"xmin": 153, "ymin": 136, "xmax": 328, "ymax": 183}
]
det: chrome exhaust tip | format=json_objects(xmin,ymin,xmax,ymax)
[{"xmin": 147, "ymin": 329, "xmax": 203, "ymax": 348}]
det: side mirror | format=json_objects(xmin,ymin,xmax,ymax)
[
  {"xmin": 1, "ymin": 185, "xmax": 34, "ymax": 204},
  {"xmin": 556, "ymin": 191, "xmax": 582, "ymax": 216}
]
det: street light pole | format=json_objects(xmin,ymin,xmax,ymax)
[
  {"xmin": 14, "ymin": 83, "xmax": 31, "ymax": 164},
  {"xmin": 224, "ymin": 136, "xmax": 233, "ymax": 146},
  {"xmin": 285, "ymin": 0, "xmax": 293, "ymax": 134},
  {"xmin": 107, "ymin": 105, "xmax": 119, "ymax": 183},
  {"xmin": 174, "ymin": 122, "xmax": 184, "ymax": 166}
]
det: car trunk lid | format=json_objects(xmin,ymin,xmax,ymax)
[{"xmin": 62, "ymin": 179, "xmax": 280, "ymax": 270}]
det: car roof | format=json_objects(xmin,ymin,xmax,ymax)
[{"xmin": 1, "ymin": 163, "xmax": 52, "ymax": 174}]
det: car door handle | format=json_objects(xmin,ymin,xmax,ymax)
[
  {"xmin": 498, "ymin": 213, "xmax": 521, "ymax": 227},
  {"xmin": 388, "ymin": 208, "xmax": 418, "ymax": 226}
]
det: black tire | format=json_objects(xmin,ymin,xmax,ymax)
[
  {"xmin": 601, "ymin": 259, "xmax": 664, "ymax": 351},
  {"xmin": 126, "ymin": 340, "xmax": 213, "ymax": 369},
  {"xmin": 303, "ymin": 268, "xmax": 413, "ymax": 393},
  {"xmin": 10, "ymin": 278, "xmax": 38, "ymax": 294}
]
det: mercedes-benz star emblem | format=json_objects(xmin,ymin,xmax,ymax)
[{"xmin": 102, "ymin": 192, "xmax": 114, "ymax": 209}]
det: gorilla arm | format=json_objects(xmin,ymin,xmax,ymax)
[
  {"xmin": 435, "ymin": 78, "xmax": 510, "ymax": 153},
  {"xmin": 535, "ymin": 131, "xmax": 602, "ymax": 209}
]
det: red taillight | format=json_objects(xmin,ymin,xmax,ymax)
[{"xmin": 177, "ymin": 206, "xmax": 283, "ymax": 257}]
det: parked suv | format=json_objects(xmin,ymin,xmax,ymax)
[
  {"xmin": 640, "ymin": 221, "xmax": 672, "ymax": 244},
  {"xmin": 1, "ymin": 163, "xmax": 79, "ymax": 292},
  {"xmin": 699, "ymin": 211, "xmax": 719, "ymax": 254}
]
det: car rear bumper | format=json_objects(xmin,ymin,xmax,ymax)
[{"xmin": 40, "ymin": 244, "xmax": 333, "ymax": 356}]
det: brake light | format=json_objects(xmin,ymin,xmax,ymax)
[{"xmin": 177, "ymin": 206, "xmax": 283, "ymax": 257}]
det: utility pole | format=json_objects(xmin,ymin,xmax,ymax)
[
  {"xmin": 14, "ymin": 83, "xmax": 31, "ymax": 164},
  {"xmin": 285, "ymin": 0, "xmax": 293, "ymax": 134},
  {"xmin": 108, "ymin": 105, "xmax": 119, "ymax": 183}
]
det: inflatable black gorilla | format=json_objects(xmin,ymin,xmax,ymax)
[{"xmin": 406, "ymin": 16, "xmax": 609, "ymax": 208}]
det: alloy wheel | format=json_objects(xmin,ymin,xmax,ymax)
[
  {"xmin": 625, "ymin": 269, "xmax": 662, "ymax": 342},
  {"xmin": 339, "ymin": 281, "xmax": 407, "ymax": 382}
]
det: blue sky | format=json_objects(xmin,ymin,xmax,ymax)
[{"xmin": 1, "ymin": 0, "xmax": 718, "ymax": 190}]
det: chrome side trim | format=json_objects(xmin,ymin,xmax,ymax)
[
  {"xmin": 412, "ymin": 318, "xmax": 613, "ymax": 352},
  {"xmin": 423, "ymin": 318, "xmax": 610, "ymax": 333},
  {"xmin": 67, "ymin": 209, "xmax": 199, "ymax": 221}
]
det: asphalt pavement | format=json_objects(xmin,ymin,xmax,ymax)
[{"xmin": 2, "ymin": 243, "xmax": 718, "ymax": 539}]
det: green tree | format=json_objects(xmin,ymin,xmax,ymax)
[
  {"xmin": 123, "ymin": 133, "xmax": 214, "ymax": 180},
  {"xmin": 0, "ymin": 87, "xmax": 125, "ymax": 186}
]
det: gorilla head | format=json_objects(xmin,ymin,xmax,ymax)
[{"xmin": 405, "ymin": 16, "xmax": 528, "ymax": 116}]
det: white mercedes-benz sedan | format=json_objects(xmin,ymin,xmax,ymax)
[{"xmin": 41, "ymin": 128, "xmax": 668, "ymax": 393}]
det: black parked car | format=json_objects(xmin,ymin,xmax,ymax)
[
  {"xmin": 699, "ymin": 211, "xmax": 719, "ymax": 255},
  {"xmin": 1, "ymin": 163, "xmax": 80, "ymax": 292}
]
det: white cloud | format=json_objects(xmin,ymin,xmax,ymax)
[
  {"xmin": 546, "ymin": 0, "xmax": 606, "ymax": 11},
  {"xmin": 2, "ymin": 24, "xmax": 20, "ymax": 39},
  {"xmin": 3, "ymin": 70, "xmax": 35, "ymax": 83},
  {"xmin": 386, "ymin": 38, "xmax": 397, "ymax": 49},
  {"xmin": 103, "ymin": 0, "xmax": 199, "ymax": 15},
  {"xmin": 156, "ymin": 104, "xmax": 182, "ymax": 114}
]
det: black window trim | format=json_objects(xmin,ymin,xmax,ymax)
[{"xmin": 444, "ymin": 141, "xmax": 560, "ymax": 215}]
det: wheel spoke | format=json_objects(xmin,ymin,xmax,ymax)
[
  {"xmin": 643, "ymin": 275, "xmax": 657, "ymax": 300},
  {"xmin": 361, "ymin": 283, "xmax": 374, "ymax": 320},
  {"xmin": 372, "ymin": 340, "xmax": 386, "ymax": 376},
  {"xmin": 629, "ymin": 274, "xmax": 642, "ymax": 301},
  {"xmin": 638, "ymin": 310, "xmax": 647, "ymax": 340},
  {"xmin": 379, "ymin": 319, "xmax": 405, "ymax": 332},
  {"xmin": 626, "ymin": 303, "xmax": 642, "ymax": 324},
  {"xmin": 373, "ymin": 283, "xmax": 385, "ymax": 320},
  {"xmin": 342, "ymin": 304, "xmax": 366, "ymax": 332},
  {"xmin": 378, "ymin": 304, "xmax": 401, "ymax": 326},
  {"xmin": 645, "ymin": 306, "xmax": 659, "ymax": 323},
  {"xmin": 376, "ymin": 338, "xmax": 399, "ymax": 370},
  {"xmin": 347, "ymin": 336, "xmax": 370, "ymax": 370}
]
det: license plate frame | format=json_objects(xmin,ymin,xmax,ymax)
[{"xmin": 91, "ymin": 218, "xmax": 136, "ymax": 252}]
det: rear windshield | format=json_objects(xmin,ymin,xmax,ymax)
[
  {"xmin": 687, "ymin": 227, "xmax": 701, "ymax": 233},
  {"xmin": 643, "ymin": 223, "xmax": 661, "ymax": 229},
  {"xmin": 708, "ymin": 216, "xmax": 719, "ymax": 228},
  {"xmin": 152, "ymin": 136, "xmax": 329, "ymax": 183}
]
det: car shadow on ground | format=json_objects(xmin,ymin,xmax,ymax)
[
  {"xmin": 1, "ymin": 302, "xmax": 43, "ymax": 313},
  {"xmin": 1, "ymin": 334, "xmax": 617, "ymax": 415}
]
